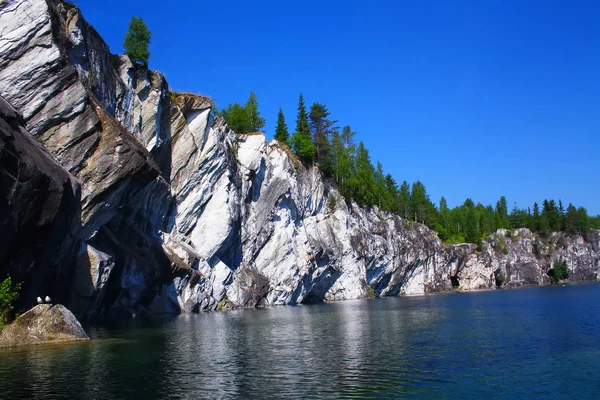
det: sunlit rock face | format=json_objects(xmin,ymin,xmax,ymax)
[{"xmin": 0, "ymin": 0, "xmax": 598, "ymax": 318}]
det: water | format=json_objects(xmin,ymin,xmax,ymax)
[{"xmin": 1, "ymin": 284, "xmax": 600, "ymax": 399}]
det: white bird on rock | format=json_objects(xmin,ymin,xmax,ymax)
[
  {"xmin": 45, "ymin": 296, "xmax": 51, "ymax": 303},
  {"xmin": 36, "ymin": 297, "xmax": 43, "ymax": 304}
]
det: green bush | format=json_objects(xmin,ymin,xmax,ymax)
[
  {"xmin": 290, "ymin": 132, "xmax": 315, "ymax": 162},
  {"xmin": 548, "ymin": 259, "xmax": 568, "ymax": 283},
  {"xmin": 444, "ymin": 234, "xmax": 466, "ymax": 245},
  {"xmin": 0, "ymin": 276, "xmax": 21, "ymax": 329},
  {"xmin": 327, "ymin": 195, "xmax": 337, "ymax": 214}
]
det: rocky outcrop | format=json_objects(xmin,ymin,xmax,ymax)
[
  {"xmin": 0, "ymin": 304, "xmax": 89, "ymax": 347},
  {"xmin": 0, "ymin": 0, "xmax": 598, "ymax": 319},
  {"xmin": 0, "ymin": 95, "xmax": 80, "ymax": 308}
]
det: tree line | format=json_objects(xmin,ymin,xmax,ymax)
[{"xmin": 220, "ymin": 92, "xmax": 600, "ymax": 243}]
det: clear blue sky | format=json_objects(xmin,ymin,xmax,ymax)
[{"xmin": 75, "ymin": 0, "xmax": 600, "ymax": 214}]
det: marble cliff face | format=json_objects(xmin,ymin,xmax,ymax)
[{"xmin": 0, "ymin": 0, "xmax": 598, "ymax": 318}]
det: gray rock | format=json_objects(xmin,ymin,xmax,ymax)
[
  {"xmin": 0, "ymin": 304, "xmax": 89, "ymax": 347},
  {"xmin": 0, "ymin": 95, "xmax": 80, "ymax": 308}
]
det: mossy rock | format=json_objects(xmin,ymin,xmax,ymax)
[{"xmin": 0, "ymin": 304, "xmax": 89, "ymax": 348}]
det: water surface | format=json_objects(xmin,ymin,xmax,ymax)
[{"xmin": 1, "ymin": 284, "xmax": 600, "ymax": 399}]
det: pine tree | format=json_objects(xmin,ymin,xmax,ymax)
[
  {"xmin": 399, "ymin": 181, "xmax": 411, "ymax": 219},
  {"xmin": 291, "ymin": 94, "xmax": 315, "ymax": 161},
  {"xmin": 375, "ymin": 162, "xmax": 385, "ymax": 208},
  {"xmin": 531, "ymin": 202, "xmax": 540, "ymax": 232},
  {"xmin": 353, "ymin": 141, "xmax": 376, "ymax": 206},
  {"xmin": 564, "ymin": 204, "xmax": 578, "ymax": 234},
  {"xmin": 383, "ymin": 174, "xmax": 399, "ymax": 212},
  {"xmin": 295, "ymin": 94, "xmax": 310, "ymax": 137},
  {"xmin": 410, "ymin": 181, "xmax": 436, "ymax": 226},
  {"xmin": 309, "ymin": 102, "xmax": 335, "ymax": 172},
  {"xmin": 495, "ymin": 196, "xmax": 509, "ymax": 229},
  {"xmin": 124, "ymin": 16, "xmax": 151, "ymax": 66},
  {"xmin": 463, "ymin": 198, "xmax": 479, "ymax": 243},
  {"xmin": 274, "ymin": 107, "xmax": 289, "ymax": 144},
  {"xmin": 245, "ymin": 91, "xmax": 265, "ymax": 132}
]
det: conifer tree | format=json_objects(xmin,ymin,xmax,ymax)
[
  {"xmin": 124, "ymin": 16, "xmax": 151, "ymax": 66},
  {"xmin": 353, "ymin": 141, "xmax": 376, "ymax": 206},
  {"xmin": 291, "ymin": 94, "xmax": 315, "ymax": 161},
  {"xmin": 375, "ymin": 162, "xmax": 386, "ymax": 208},
  {"xmin": 399, "ymin": 181, "xmax": 411, "ymax": 219},
  {"xmin": 274, "ymin": 107, "xmax": 289, "ymax": 144},
  {"xmin": 309, "ymin": 102, "xmax": 335, "ymax": 172},
  {"xmin": 245, "ymin": 91, "xmax": 265, "ymax": 132},
  {"xmin": 495, "ymin": 196, "xmax": 509, "ymax": 229},
  {"xmin": 295, "ymin": 94, "xmax": 310, "ymax": 137}
]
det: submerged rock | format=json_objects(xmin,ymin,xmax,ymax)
[{"xmin": 0, "ymin": 304, "xmax": 89, "ymax": 347}]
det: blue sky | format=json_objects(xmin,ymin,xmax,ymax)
[{"xmin": 76, "ymin": 0, "xmax": 599, "ymax": 214}]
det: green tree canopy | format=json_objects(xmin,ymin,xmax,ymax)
[
  {"xmin": 245, "ymin": 91, "xmax": 265, "ymax": 132},
  {"xmin": 309, "ymin": 102, "xmax": 336, "ymax": 171},
  {"xmin": 291, "ymin": 94, "xmax": 314, "ymax": 161},
  {"xmin": 295, "ymin": 94, "xmax": 310, "ymax": 137},
  {"xmin": 221, "ymin": 91, "xmax": 265, "ymax": 134},
  {"xmin": 124, "ymin": 16, "xmax": 151, "ymax": 66},
  {"xmin": 274, "ymin": 107, "xmax": 289, "ymax": 144},
  {"xmin": 290, "ymin": 132, "xmax": 315, "ymax": 161},
  {"xmin": 221, "ymin": 102, "xmax": 252, "ymax": 134}
]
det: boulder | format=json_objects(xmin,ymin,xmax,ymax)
[{"xmin": 0, "ymin": 304, "xmax": 89, "ymax": 347}]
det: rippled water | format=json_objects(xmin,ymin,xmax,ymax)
[{"xmin": 1, "ymin": 284, "xmax": 600, "ymax": 399}]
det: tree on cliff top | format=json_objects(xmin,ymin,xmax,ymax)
[
  {"xmin": 245, "ymin": 91, "xmax": 265, "ymax": 132},
  {"xmin": 221, "ymin": 91, "xmax": 265, "ymax": 134},
  {"xmin": 291, "ymin": 94, "xmax": 315, "ymax": 161},
  {"xmin": 274, "ymin": 107, "xmax": 289, "ymax": 144},
  {"xmin": 124, "ymin": 16, "xmax": 151, "ymax": 67}
]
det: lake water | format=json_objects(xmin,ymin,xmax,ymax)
[{"xmin": 1, "ymin": 284, "xmax": 600, "ymax": 399}]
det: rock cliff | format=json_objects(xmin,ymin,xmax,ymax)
[{"xmin": 0, "ymin": 0, "xmax": 598, "ymax": 318}]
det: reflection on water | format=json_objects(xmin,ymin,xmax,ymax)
[{"xmin": 1, "ymin": 284, "xmax": 600, "ymax": 398}]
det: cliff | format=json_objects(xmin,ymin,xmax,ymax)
[{"xmin": 0, "ymin": 0, "xmax": 598, "ymax": 318}]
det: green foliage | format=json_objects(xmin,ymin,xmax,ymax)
[
  {"xmin": 295, "ymin": 94, "xmax": 310, "ymax": 137},
  {"xmin": 365, "ymin": 285, "xmax": 375, "ymax": 299},
  {"xmin": 290, "ymin": 94, "xmax": 315, "ymax": 162},
  {"xmin": 309, "ymin": 102, "xmax": 335, "ymax": 173},
  {"xmin": 477, "ymin": 240, "xmax": 486, "ymax": 252},
  {"xmin": 216, "ymin": 299, "xmax": 227, "ymax": 312},
  {"xmin": 245, "ymin": 91, "xmax": 265, "ymax": 132},
  {"xmin": 256, "ymin": 91, "xmax": 600, "ymax": 242},
  {"xmin": 290, "ymin": 132, "xmax": 315, "ymax": 161},
  {"xmin": 222, "ymin": 102, "xmax": 251, "ymax": 134},
  {"xmin": 124, "ymin": 16, "xmax": 151, "ymax": 66},
  {"xmin": 548, "ymin": 259, "xmax": 568, "ymax": 283},
  {"xmin": 492, "ymin": 235, "xmax": 509, "ymax": 255},
  {"xmin": 326, "ymin": 195, "xmax": 337, "ymax": 214},
  {"xmin": 221, "ymin": 91, "xmax": 265, "ymax": 134},
  {"xmin": 444, "ymin": 234, "xmax": 466, "ymax": 245},
  {"xmin": 0, "ymin": 276, "xmax": 21, "ymax": 329},
  {"xmin": 274, "ymin": 107, "xmax": 289, "ymax": 144}
]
